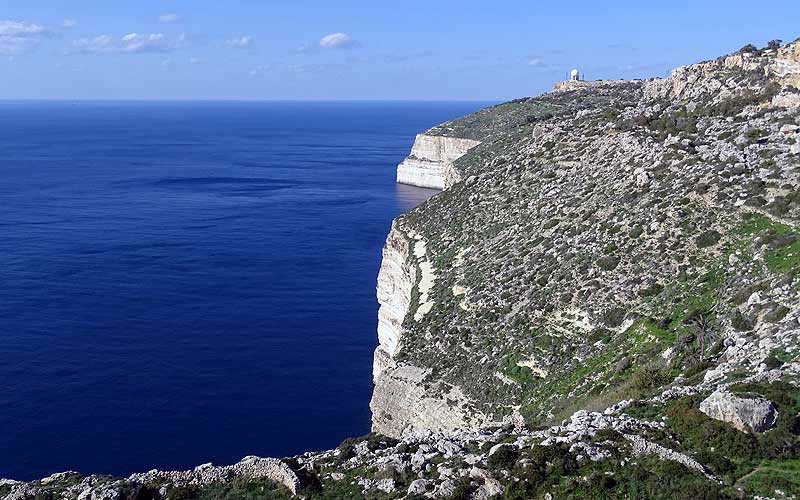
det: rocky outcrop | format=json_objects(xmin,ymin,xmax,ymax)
[
  {"xmin": 699, "ymin": 391, "xmax": 779, "ymax": 433},
  {"xmin": 396, "ymin": 134, "xmax": 480, "ymax": 189},
  {"xmin": 129, "ymin": 457, "xmax": 301, "ymax": 495},
  {"xmin": 370, "ymin": 364, "xmax": 490, "ymax": 438},
  {"xmin": 1, "ymin": 457, "xmax": 301, "ymax": 500},
  {"xmin": 552, "ymin": 79, "xmax": 640, "ymax": 92}
]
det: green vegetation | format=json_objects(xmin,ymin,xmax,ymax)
[
  {"xmin": 738, "ymin": 459, "xmax": 800, "ymax": 498},
  {"xmin": 166, "ymin": 479, "xmax": 291, "ymax": 500},
  {"xmin": 739, "ymin": 43, "xmax": 758, "ymax": 54},
  {"xmin": 659, "ymin": 382, "xmax": 800, "ymax": 492},
  {"xmin": 486, "ymin": 445, "xmax": 520, "ymax": 471},
  {"xmin": 767, "ymin": 39, "xmax": 784, "ymax": 50},
  {"xmin": 738, "ymin": 213, "xmax": 800, "ymax": 275},
  {"xmin": 695, "ymin": 230, "xmax": 722, "ymax": 248},
  {"xmin": 501, "ymin": 449, "xmax": 725, "ymax": 500},
  {"xmin": 745, "ymin": 128, "xmax": 766, "ymax": 141}
]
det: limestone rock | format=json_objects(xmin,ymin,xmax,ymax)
[
  {"xmin": 699, "ymin": 391, "xmax": 778, "ymax": 433},
  {"xmin": 407, "ymin": 479, "xmax": 431, "ymax": 495},
  {"xmin": 396, "ymin": 134, "xmax": 480, "ymax": 189},
  {"xmin": 129, "ymin": 456, "xmax": 301, "ymax": 495}
]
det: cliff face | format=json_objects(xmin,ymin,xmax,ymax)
[
  {"xmin": 372, "ymin": 40, "xmax": 800, "ymax": 440},
  {"xmin": 396, "ymin": 134, "xmax": 480, "ymax": 189},
  {"xmin": 370, "ymin": 222, "xmax": 493, "ymax": 436},
  {"xmin": 372, "ymin": 221, "xmax": 414, "ymax": 380}
]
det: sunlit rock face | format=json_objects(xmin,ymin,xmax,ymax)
[{"xmin": 396, "ymin": 134, "xmax": 480, "ymax": 189}]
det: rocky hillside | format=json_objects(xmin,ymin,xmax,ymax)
[{"xmin": 4, "ymin": 40, "xmax": 800, "ymax": 500}]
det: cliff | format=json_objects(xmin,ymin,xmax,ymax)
[
  {"xmin": 396, "ymin": 134, "xmax": 480, "ymax": 189},
  {"xmin": 373, "ymin": 38, "xmax": 800, "ymax": 436},
  {"xmin": 4, "ymin": 39, "xmax": 800, "ymax": 500}
]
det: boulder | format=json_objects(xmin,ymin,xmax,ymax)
[
  {"xmin": 699, "ymin": 391, "xmax": 778, "ymax": 433},
  {"xmin": 472, "ymin": 478, "xmax": 504, "ymax": 500},
  {"xmin": 407, "ymin": 479, "xmax": 431, "ymax": 495},
  {"xmin": 433, "ymin": 479, "xmax": 458, "ymax": 498}
]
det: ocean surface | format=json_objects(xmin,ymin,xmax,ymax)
[{"xmin": 0, "ymin": 101, "xmax": 489, "ymax": 480}]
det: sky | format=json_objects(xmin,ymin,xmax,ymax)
[{"xmin": 1, "ymin": 0, "xmax": 799, "ymax": 101}]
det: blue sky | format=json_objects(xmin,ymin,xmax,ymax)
[{"xmin": 1, "ymin": 0, "xmax": 798, "ymax": 100}]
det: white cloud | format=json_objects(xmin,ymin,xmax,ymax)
[
  {"xmin": 158, "ymin": 13, "xmax": 180, "ymax": 23},
  {"xmin": 62, "ymin": 19, "xmax": 77, "ymax": 28},
  {"xmin": 121, "ymin": 33, "xmax": 167, "ymax": 52},
  {"xmin": 68, "ymin": 32, "xmax": 185, "ymax": 54},
  {"xmin": 0, "ymin": 20, "xmax": 48, "ymax": 55},
  {"xmin": 226, "ymin": 36, "xmax": 253, "ymax": 48},
  {"xmin": 319, "ymin": 32, "xmax": 359, "ymax": 49},
  {"xmin": 528, "ymin": 58, "xmax": 546, "ymax": 68},
  {"xmin": 0, "ymin": 20, "xmax": 46, "ymax": 37}
]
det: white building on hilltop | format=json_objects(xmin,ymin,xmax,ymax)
[{"xmin": 570, "ymin": 69, "xmax": 580, "ymax": 81}]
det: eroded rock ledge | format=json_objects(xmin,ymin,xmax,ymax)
[{"xmin": 396, "ymin": 134, "xmax": 480, "ymax": 189}]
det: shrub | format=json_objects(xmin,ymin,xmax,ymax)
[
  {"xmin": 167, "ymin": 486, "xmax": 199, "ymax": 500},
  {"xmin": 767, "ymin": 39, "xmax": 783, "ymax": 50},
  {"xmin": 196, "ymin": 479, "xmax": 291, "ymax": 500},
  {"xmin": 730, "ymin": 310, "xmax": 752, "ymax": 331},
  {"xmin": 596, "ymin": 255, "xmax": 620, "ymax": 271},
  {"xmin": 444, "ymin": 477, "xmax": 476, "ymax": 500},
  {"xmin": 695, "ymin": 230, "xmax": 722, "ymax": 248},
  {"xmin": 630, "ymin": 365, "xmax": 670, "ymax": 396},
  {"xmin": 601, "ymin": 307, "xmax": 627, "ymax": 328},
  {"xmin": 684, "ymin": 360, "xmax": 713, "ymax": 379},
  {"xmin": 745, "ymin": 128, "xmax": 766, "ymax": 140},
  {"xmin": 763, "ymin": 353, "xmax": 784, "ymax": 370},
  {"xmin": 764, "ymin": 305, "xmax": 790, "ymax": 323},
  {"xmin": 487, "ymin": 445, "xmax": 520, "ymax": 470}
]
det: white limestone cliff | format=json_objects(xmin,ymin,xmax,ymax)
[
  {"xmin": 370, "ymin": 221, "xmax": 489, "ymax": 437},
  {"xmin": 372, "ymin": 221, "xmax": 415, "ymax": 380},
  {"xmin": 396, "ymin": 134, "xmax": 480, "ymax": 189}
]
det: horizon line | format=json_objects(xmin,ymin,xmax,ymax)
[{"xmin": 0, "ymin": 98, "xmax": 507, "ymax": 104}]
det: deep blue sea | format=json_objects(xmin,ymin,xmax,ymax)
[{"xmin": 0, "ymin": 101, "xmax": 488, "ymax": 480}]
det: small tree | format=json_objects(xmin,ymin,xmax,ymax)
[
  {"xmin": 767, "ymin": 39, "xmax": 783, "ymax": 50},
  {"xmin": 688, "ymin": 313, "xmax": 716, "ymax": 362},
  {"xmin": 739, "ymin": 43, "xmax": 758, "ymax": 54}
]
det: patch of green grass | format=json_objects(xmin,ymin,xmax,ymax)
[
  {"xmin": 738, "ymin": 459, "xmax": 800, "ymax": 499},
  {"xmin": 736, "ymin": 213, "xmax": 790, "ymax": 237},
  {"xmin": 736, "ymin": 213, "xmax": 799, "ymax": 274},
  {"xmin": 635, "ymin": 320, "xmax": 677, "ymax": 344},
  {"xmin": 766, "ymin": 239, "xmax": 800, "ymax": 274},
  {"xmin": 623, "ymin": 402, "xmax": 665, "ymax": 421},
  {"xmin": 516, "ymin": 454, "xmax": 729, "ymax": 500},
  {"xmin": 501, "ymin": 354, "xmax": 538, "ymax": 387},
  {"xmin": 169, "ymin": 479, "xmax": 293, "ymax": 500}
]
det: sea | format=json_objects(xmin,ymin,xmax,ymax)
[{"xmin": 0, "ymin": 100, "xmax": 490, "ymax": 480}]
